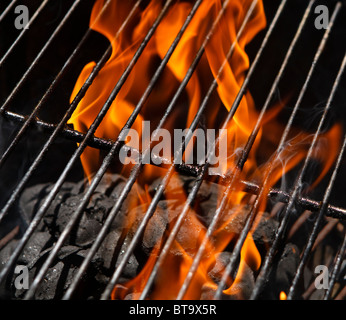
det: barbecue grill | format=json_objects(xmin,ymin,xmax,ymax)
[{"xmin": 0, "ymin": 0, "xmax": 345, "ymax": 300}]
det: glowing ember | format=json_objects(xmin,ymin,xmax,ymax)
[{"xmin": 280, "ymin": 291, "xmax": 287, "ymax": 300}]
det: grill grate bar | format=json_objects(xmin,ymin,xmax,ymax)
[
  {"xmin": 0, "ymin": 0, "xmax": 114, "ymax": 169},
  {"xmin": 215, "ymin": 0, "xmax": 342, "ymax": 299},
  {"xmin": 101, "ymin": 0, "xmax": 261, "ymax": 300},
  {"xmin": 324, "ymin": 232, "xmax": 346, "ymax": 300},
  {"xmin": 24, "ymin": 0, "xmax": 205, "ymax": 300},
  {"xmin": 0, "ymin": 0, "xmax": 18, "ymax": 24},
  {"xmin": 288, "ymin": 132, "xmax": 346, "ymax": 299},
  {"xmin": 250, "ymin": 50, "xmax": 346, "ymax": 300},
  {"xmin": 3, "ymin": 109, "xmax": 346, "ymax": 220}
]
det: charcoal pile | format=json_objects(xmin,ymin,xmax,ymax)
[{"xmin": 0, "ymin": 172, "xmax": 319, "ymax": 300}]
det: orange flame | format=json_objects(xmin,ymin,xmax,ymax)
[
  {"xmin": 68, "ymin": 0, "xmax": 343, "ymax": 300},
  {"xmin": 280, "ymin": 291, "xmax": 287, "ymax": 300},
  {"xmin": 68, "ymin": 0, "xmax": 266, "ymax": 178}
]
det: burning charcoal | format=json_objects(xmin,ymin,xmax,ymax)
[
  {"xmin": 215, "ymin": 208, "xmax": 279, "ymax": 254},
  {"xmin": 32, "ymin": 261, "xmax": 70, "ymax": 300},
  {"xmin": 0, "ymin": 239, "xmax": 19, "ymax": 271},
  {"xmin": 128, "ymin": 199, "xmax": 206, "ymax": 257},
  {"xmin": 208, "ymin": 252, "xmax": 232, "ymax": 284},
  {"xmin": 1, "ymin": 233, "xmax": 50, "ymax": 299},
  {"xmin": 226, "ymin": 263, "xmax": 256, "ymax": 300},
  {"xmin": 19, "ymin": 182, "xmax": 82, "ymax": 226},
  {"xmin": 261, "ymin": 243, "xmax": 300, "ymax": 299},
  {"xmin": 18, "ymin": 232, "xmax": 51, "ymax": 266},
  {"xmin": 0, "ymin": 232, "xmax": 51, "ymax": 271},
  {"xmin": 185, "ymin": 179, "xmax": 227, "ymax": 225},
  {"xmin": 148, "ymin": 174, "xmax": 189, "ymax": 199},
  {"xmin": 252, "ymin": 212, "xmax": 279, "ymax": 252},
  {"xmin": 149, "ymin": 175, "xmax": 226, "ymax": 226},
  {"xmin": 19, "ymin": 174, "xmax": 145, "ymax": 246},
  {"xmin": 17, "ymin": 246, "xmax": 106, "ymax": 300},
  {"xmin": 98, "ymin": 230, "xmax": 139, "ymax": 281},
  {"xmin": 201, "ymin": 262, "xmax": 255, "ymax": 300}
]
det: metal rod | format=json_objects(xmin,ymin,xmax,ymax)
[
  {"xmin": 24, "ymin": 0, "xmax": 202, "ymax": 300},
  {"xmin": 2, "ymin": 110, "xmax": 346, "ymax": 220},
  {"xmin": 183, "ymin": 0, "xmax": 318, "ymax": 299},
  {"xmin": 180, "ymin": 0, "xmax": 305, "ymax": 299},
  {"xmin": 288, "ymin": 133, "xmax": 346, "ymax": 299},
  {"xmin": 324, "ymin": 231, "xmax": 346, "ymax": 300},
  {"xmin": 250, "ymin": 51, "xmax": 346, "ymax": 300},
  {"xmin": 0, "ymin": 0, "xmax": 114, "ymax": 169},
  {"xmin": 0, "ymin": 0, "xmax": 18, "ymax": 24}
]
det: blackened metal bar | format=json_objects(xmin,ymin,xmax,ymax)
[
  {"xmin": 3, "ymin": 112, "xmax": 346, "ymax": 220},
  {"xmin": 215, "ymin": 1, "xmax": 341, "ymax": 299},
  {"xmin": 0, "ymin": 0, "xmax": 157, "ymax": 287},
  {"xmin": 0, "ymin": 0, "xmax": 50, "ymax": 67},
  {"xmin": 238, "ymin": 0, "xmax": 316, "ymax": 170},
  {"xmin": 101, "ymin": 0, "xmax": 261, "ymax": 300},
  {"xmin": 0, "ymin": 0, "xmax": 114, "ymax": 169},
  {"xmin": 0, "ymin": 0, "xmax": 140, "ymax": 224},
  {"xmin": 140, "ymin": 0, "xmax": 287, "ymax": 300},
  {"xmin": 2, "ymin": 109, "xmax": 196, "ymax": 172},
  {"xmin": 288, "ymin": 134, "xmax": 346, "ymax": 299},
  {"xmin": 250, "ymin": 52, "xmax": 346, "ymax": 300},
  {"xmin": 0, "ymin": 0, "xmax": 18, "ymax": 24},
  {"xmin": 0, "ymin": 0, "xmax": 80, "ymax": 113},
  {"xmin": 324, "ymin": 232, "xmax": 346, "ymax": 300},
  {"xmin": 25, "ymin": 0, "xmax": 203, "ymax": 300}
]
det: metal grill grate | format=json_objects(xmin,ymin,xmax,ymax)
[{"xmin": 0, "ymin": 0, "xmax": 345, "ymax": 300}]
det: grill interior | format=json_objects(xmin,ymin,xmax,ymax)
[{"xmin": 0, "ymin": 0, "xmax": 345, "ymax": 300}]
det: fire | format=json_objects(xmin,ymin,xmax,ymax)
[
  {"xmin": 280, "ymin": 291, "xmax": 287, "ymax": 300},
  {"xmin": 68, "ymin": 0, "xmax": 266, "ymax": 178},
  {"xmin": 68, "ymin": 0, "xmax": 343, "ymax": 300}
]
